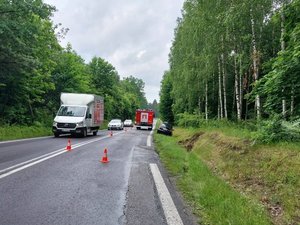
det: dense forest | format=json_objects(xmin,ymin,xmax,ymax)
[
  {"xmin": 0, "ymin": 0, "xmax": 149, "ymax": 126},
  {"xmin": 160, "ymin": 0, "xmax": 300, "ymax": 141}
]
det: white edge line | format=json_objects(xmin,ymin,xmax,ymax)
[
  {"xmin": 147, "ymin": 121, "xmax": 156, "ymax": 147},
  {"xmin": 0, "ymin": 134, "xmax": 113, "ymax": 180},
  {"xmin": 150, "ymin": 163, "xmax": 184, "ymax": 225},
  {"xmin": 0, "ymin": 136, "xmax": 52, "ymax": 144}
]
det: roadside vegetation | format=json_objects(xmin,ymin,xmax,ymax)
[
  {"xmin": 157, "ymin": 1, "xmax": 300, "ymax": 223},
  {"xmin": 0, "ymin": 120, "xmax": 110, "ymax": 141},
  {"xmin": 154, "ymin": 123, "xmax": 300, "ymax": 225},
  {"xmin": 0, "ymin": 1, "xmax": 160, "ymax": 130},
  {"xmin": 0, "ymin": 125, "xmax": 53, "ymax": 141}
]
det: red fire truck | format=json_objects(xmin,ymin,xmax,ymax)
[{"xmin": 135, "ymin": 109, "xmax": 155, "ymax": 130}]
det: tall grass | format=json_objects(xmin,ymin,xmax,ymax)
[
  {"xmin": 154, "ymin": 132, "xmax": 272, "ymax": 225},
  {"xmin": 0, "ymin": 125, "xmax": 53, "ymax": 141}
]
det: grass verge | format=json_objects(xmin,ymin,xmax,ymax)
[
  {"xmin": 0, "ymin": 125, "xmax": 53, "ymax": 141},
  {"xmin": 154, "ymin": 129, "xmax": 278, "ymax": 225},
  {"xmin": 0, "ymin": 120, "xmax": 110, "ymax": 141}
]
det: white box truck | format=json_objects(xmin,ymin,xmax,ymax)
[{"xmin": 52, "ymin": 93, "xmax": 104, "ymax": 137}]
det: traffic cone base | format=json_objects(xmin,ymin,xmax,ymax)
[
  {"xmin": 101, "ymin": 157, "xmax": 109, "ymax": 163},
  {"xmin": 100, "ymin": 148, "xmax": 109, "ymax": 163}
]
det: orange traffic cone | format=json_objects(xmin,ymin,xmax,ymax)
[
  {"xmin": 100, "ymin": 148, "xmax": 109, "ymax": 163},
  {"xmin": 66, "ymin": 139, "xmax": 72, "ymax": 151}
]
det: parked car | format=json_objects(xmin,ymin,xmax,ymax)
[
  {"xmin": 124, "ymin": 119, "xmax": 133, "ymax": 127},
  {"xmin": 163, "ymin": 122, "xmax": 173, "ymax": 130},
  {"xmin": 108, "ymin": 119, "xmax": 123, "ymax": 130},
  {"xmin": 157, "ymin": 122, "xmax": 173, "ymax": 136}
]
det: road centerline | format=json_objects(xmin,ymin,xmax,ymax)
[{"xmin": 0, "ymin": 133, "xmax": 124, "ymax": 180}]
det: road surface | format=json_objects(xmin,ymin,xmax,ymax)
[{"xmin": 0, "ymin": 129, "xmax": 197, "ymax": 225}]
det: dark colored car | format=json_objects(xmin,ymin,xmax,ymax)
[
  {"xmin": 163, "ymin": 122, "xmax": 173, "ymax": 130},
  {"xmin": 157, "ymin": 123, "xmax": 173, "ymax": 136}
]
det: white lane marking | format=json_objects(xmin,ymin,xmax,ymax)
[
  {"xmin": 0, "ymin": 133, "xmax": 120, "ymax": 180},
  {"xmin": 150, "ymin": 163, "xmax": 184, "ymax": 225},
  {"xmin": 0, "ymin": 150, "xmax": 67, "ymax": 180},
  {"xmin": 147, "ymin": 130, "xmax": 153, "ymax": 147},
  {"xmin": 147, "ymin": 120, "xmax": 156, "ymax": 147},
  {"xmin": 0, "ymin": 136, "xmax": 52, "ymax": 144}
]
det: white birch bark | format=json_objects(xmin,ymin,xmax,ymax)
[
  {"xmin": 218, "ymin": 58, "xmax": 223, "ymax": 119},
  {"xmin": 234, "ymin": 53, "xmax": 241, "ymax": 120},
  {"xmin": 221, "ymin": 36, "xmax": 228, "ymax": 119},
  {"xmin": 239, "ymin": 56, "xmax": 243, "ymax": 120},
  {"xmin": 281, "ymin": 5, "xmax": 287, "ymax": 118},
  {"xmin": 291, "ymin": 88, "xmax": 294, "ymax": 115},
  {"xmin": 250, "ymin": 8, "xmax": 261, "ymax": 119}
]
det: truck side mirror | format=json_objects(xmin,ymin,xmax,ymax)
[{"xmin": 88, "ymin": 113, "xmax": 92, "ymax": 119}]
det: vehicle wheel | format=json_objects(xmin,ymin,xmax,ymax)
[
  {"xmin": 82, "ymin": 128, "xmax": 87, "ymax": 137},
  {"xmin": 93, "ymin": 131, "xmax": 97, "ymax": 136},
  {"xmin": 54, "ymin": 133, "xmax": 59, "ymax": 137}
]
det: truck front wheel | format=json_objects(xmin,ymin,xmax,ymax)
[{"xmin": 82, "ymin": 128, "xmax": 87, "ymax": 137}]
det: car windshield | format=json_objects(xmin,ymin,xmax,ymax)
[
  {"xmin": 57, "ymin": 106, "xmax": 86, "ymax": 117},
  {"xmin": 111, "ymin": 120, "xmax": 121, "ymax": 123}
]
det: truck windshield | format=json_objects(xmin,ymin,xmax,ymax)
[{"xmin": 57, "ymin": 106, "xmax": 86, "ymax": 117}]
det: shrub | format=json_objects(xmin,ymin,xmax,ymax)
[{"xmin": 254, "ymin": 116, "xmax": 300, "ymax": 143}]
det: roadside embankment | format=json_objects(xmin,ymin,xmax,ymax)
[
  {"xmin": 0, "ymin": 125, "xmax": 52, "ymax": 141},
  {"xmin": 154, "ymin": 127, "xmax": 300, "ymax": 225}
]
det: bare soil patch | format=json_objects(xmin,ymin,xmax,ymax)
[{"xmin": 178, "ymin": 132, "xmax": 204, "ymax": 151}]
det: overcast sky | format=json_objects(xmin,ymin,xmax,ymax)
[{"xmin": 44, "ymin": 0, "xmax": 184, "ymax": 103}]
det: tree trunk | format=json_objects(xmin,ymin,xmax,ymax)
[
  {"xmin": 250, "ymin": 8, "xmax": 261, "ymax": 119},
  {"xmin": 291, "ymin": 87, "xmax": 294, "ymax": 116},
  {"xmin": 205, "ymin": 81, "xmax": 208, "ymax": 120},
  {"xmin": 234, "ymin": 53, "xmax": 241, "ymax": 120},
  {"xmin": 281, "ymin": 5, "xmax": 287, "ymax": 118},
  {"xmin": 28, "ymin": 99, "xmax": 34, "ymax": 124},
  {"xmin": 198, "ymin": 96, "xmax": 201, "ymax": 114},
  {"xmin": 239, "ymin": 55, "xmax": 243, "ymax": 120},
  {"xmin": 221, "ymin": 36, "xmax": 228, "ymax": 119},
  {"xmin": 218, "ymin": 58, "xmax": 223, "ymax": 119}
]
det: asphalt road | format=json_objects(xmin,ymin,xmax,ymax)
[{"xmin": 0, "ymin": 129, "xmax": 197, "ymax": 225}]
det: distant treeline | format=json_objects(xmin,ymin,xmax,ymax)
[
  {"xmin": 0, "ymin": 0, "xmax": 149, "ymax": 125},
  {"xmin": 160, "ymin": 0, "xmax": 300, "ymax": 124}
]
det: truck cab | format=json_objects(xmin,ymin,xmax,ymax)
[
  {"xmin": 135, "ymin": 109, "xmax": 155, "ymax": 130},
  {"xmin": 52, "ymin": 93, "xmax": 104, "ymax": 137}
]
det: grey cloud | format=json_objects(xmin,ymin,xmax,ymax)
[{"xmin": 45, "ymin": 0, "xmax": 184, "ymax": 102}]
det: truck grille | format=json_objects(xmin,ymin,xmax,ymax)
[{"xmin": 57, "ymin": 123, "xmax": 76, "ymax": 128}]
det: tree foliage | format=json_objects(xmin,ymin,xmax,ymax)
[
  {"xmin": 0, "ymin": 1, "xmax": 148, "ymax": 125},
  {"xmin": 163, "ymin": 0, "xmax": 300, "ymax": 124},
  {"xmin": 159, "ymin": 71, "xmax": 174, "ymax": 124}
]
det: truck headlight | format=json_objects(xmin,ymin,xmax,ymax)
[{"xmin": 77, "ymin": 121, "xmax": 84, "ymax": 127}]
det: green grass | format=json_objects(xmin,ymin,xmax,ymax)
[
  {"xmin": 154, "ymin": 131, "xmax": 272, "ymax": 225},
  {"xmin": 0, "ymin": 120, "xmax": 110, "ymax": 141},
  {"xmin": 0, "ymin": 125, "xmax": 53, "ymax": 141}
]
